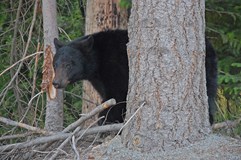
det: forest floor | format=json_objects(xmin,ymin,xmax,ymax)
[
  {"xmin": 57, "ymin": 134, "xmax": 241, "ymax": 160},
  {"xmin": 88, "ymin": 134, "xmax": 241, "ymax": 160},
  {"xmin": 1, "ymin": 132, "xmax": 241, "ymax": 159}
]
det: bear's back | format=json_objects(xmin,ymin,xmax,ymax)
[{"xmin": 90, "ymin": 30, "xmax": 129, "ymax": 103}]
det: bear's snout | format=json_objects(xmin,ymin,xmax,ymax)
[
  {"xmin": 52, "ymin": 78, "xmax": 69, "ymax": 89},
  {"xmin": 52, "ymin": 80, "xmax": 60, "ymax": 89}
]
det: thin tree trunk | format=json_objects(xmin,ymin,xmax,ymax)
[
  {"xmin": 83, "ymin": 0, "xmax": 128, "ymax": 126},
  {"xmin": 10, "ymin": 0, "xmax": 23, "ymax": 120},
  {"xmin": 122, "ymin": 0, "xmax": 211, "ymax": 152},
  {"xmin": 42, "ymin": 0, "xmax": 64, "ymax": 132}
]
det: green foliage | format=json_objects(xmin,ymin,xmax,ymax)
[
  {"xmin": 63, "ymin": 84, "xmax": 83, "ymax": 127},
  {"xmin": 206, "ymin": 0, "xmax": 241, "ymax": 127},
  {"xmin": 57, "ymin": 0, "xmax": 85, "ymax": 40},
  {"xmin": 0, "ymin": 0, "xmax": 85, "ymax": 141},
  {"xmin": 0, "ymin": 3, "xmax": 7, "ymax": 30},
  {"xmin": 120, "ymin": 0, "xmax": 132, "ymax": 9}
]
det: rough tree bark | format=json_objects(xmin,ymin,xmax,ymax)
[
  {"xmin": 122, "ymin": 0, "xmax": 211, "ymax": 152},
  {"xmin": 83, "ymin": 0, "xmax": 128, "ymax": 126},
  {"xmin": 42, "ymin": 0, "xmax": 64, "ymax": 132}
]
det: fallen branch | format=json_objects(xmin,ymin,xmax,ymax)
[
  {"xmin": 212, "ymin": 118, "xmax": 241, "ymax": 130},
  {"xmin": 0, "ymin": 116, "xmax": 51, "ymax": 135},
  {"xmin": 71, "ymin": 136, "xmax": 80, "ymax": 160},
  {"xmin": 22, "ymin": 99, "xmax": 116, "ymax": 159},
  {"xmin": 0, "ymin": 132, "xmax": 35, "ymax": 141},
  {"xmin": 0, "ymin": 123, "xmax": 123, "ymax": 152},
  {"xmin": 0, "ymin": 98, "xmax": 118, "ymax": 159},
  {"xmin": 49, "ymin": 117, "xmax": 104, "ymax": 160},
  {"xmin": 63, "ymin": 98, "xmax": 116, "ymax": 133}
]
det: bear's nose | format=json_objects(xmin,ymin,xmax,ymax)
[{"xmin": 52, "ymin": 80, "xmax": 60, "ymax": 88}]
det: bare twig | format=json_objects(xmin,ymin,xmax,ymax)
[
  {"xmin": 0, "ymin": 116, "xmax": 50, "ymax": 135},
  {"xmin": 27, "ymin": 91, "xmax": 43, "ymax": 108},
  {"xmin": 48, "ymin": 128, "xmax": 81, "ymax": 160},
  {"xmin": 0, "ymin": 0, "xmax": 39, "ymax": 108},
  {"xmin": 212, "ymin": 118, "xmax": 241, "ymax": 130},
  {"xmin": 76, "ymin": 116, "xmax": 104, "ymax": 143},
  {"xmin": 48, "ymin": 117, "xmax": 104, "ymax": 160},
  {"xmin": 64, "ymin": 91, "xmax": 98, "ymax": 105},
  {"xmin": 0, "ymin": 51, "xmax": 44, "ymax": 109},
  {"xmin": 116, "ymin": 101, "xmax": 146, "ymax": 135},
  {"xmin": 71, "ymin": 136, "xmax": 80, "ymax": 160},
  {"xmin": 58, "ymin": 27, "xmax": 72, "ymax": 41},
  {"xmin": 19, "ymin": 91, "xmax": 43, "ymax": 124},
  {"xmin": 0, "ymin": 51, "xmax": 43, "ymax": 77},
  {"xmin": 29, "ymin": 42, "xmax": 41, "ymax": 106}
]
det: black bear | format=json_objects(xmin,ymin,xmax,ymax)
[
  {"xmin": 53, "ymin": 30, "xmax": 129, "ymax": 125},
  {"xmin": 53, "ymin": 30, "xmax": 217, "ymax": 125}
]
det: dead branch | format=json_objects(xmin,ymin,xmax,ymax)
[
  {"xmin": 49, "ymin": 117, "xmax": 104, "ymax": 160},
  {"xmin": 0, "ymin": 116, "xmax": 51, "ymax": 135},
  {"xmin": 0, "ymin": 132, "xmax": 34, "ymax": 141},
  {"xmin": 64, "ymin": 91, "xmax": 98, "ymax": 105},
  {"xmin": 46, "ymin": 99, "xmax": 115, "ymax": 159},
  {"xmin": 0, "ymin": 123, "xmax": 123, "ymax": 152},
  {"xmin": 0, "ymin": 51, "xmax": 43, "ymax": 77},
  {"xmin": 71, "ymin": 136, "xmax": 80, "ymax": 160},
  {"xmin": 25, "ymin": 42, "xmax": 41, "ymax": 125},
  {"xmin": 63, "ymin": 98, "xmax": 116, "ymax": 133},
  {"xmin": 22, "ymin": 99, "xmax": 115, "ymax": 159},
  {"xmin": 0, "ymin": 99, "xmax": 118, "ymax": 154},
  {"xmin": 212, "ymin": 118, "xmax": 241, "ymax": 130},
  {"xmin": 0, "ymin": 0, "xmax": 40, "ymax": 108},
  {"xmin": 31, "ymin": 41, "xmax": 41, "ymax": 99},
  {"xmin": 76, "ymin": 117, "xmax": 105, "ymax": 143},
  {"xmin": 19, "ymin": 91, "xmax": 43, "ymax": 125}
]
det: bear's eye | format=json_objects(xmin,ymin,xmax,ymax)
[{"xmin": 66, "ymin": 64, "xmax": 71, "ymax": 70}]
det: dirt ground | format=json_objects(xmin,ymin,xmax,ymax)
[
  {"xmin": 1, "ymin": 133, "xmax": 240, "ymax": 160},
  {"xmin": 56, "ymin": 134, "xmax": 241, "ymax": 160}
]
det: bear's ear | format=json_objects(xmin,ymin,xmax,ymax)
[
  {"xmin": 73, "ymin": 36, "xmax": 94, "ymax": 52},
  {"xmin": 54, "ymin": 38, "xmax": 64, "ymax": 50},
  {"xmin": 82, "ymin": 36, "xmax": 94, "ymax": 52}
]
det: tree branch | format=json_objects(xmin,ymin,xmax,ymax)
[
  {"xmin": 0, "ymin": 123, "xmax": 123, "ymax": 152},
  {"xmin": 63, "ymin": 98, "xmax": 116, "ymax": 132},
  {"xmin": 0, "ymin": 116, "xmax": 51, "ymax": 135},
  {"xmin": 0, "ymin": 132, "xmax": 34, "ymax": 141},
  {"xmin": 48, "ymin": 117, "xmax": 104, "ymax": 160},
  {"xmin": 0, "ymin": 0, "xmax": 39, "ymax": 107},
  {"xmin": 0, "ymin": 98, "xmax": 118, "ymax": 155},
  {"xmin": 212, "ymin": 118, "xmax": 241, "ymax": 130}
]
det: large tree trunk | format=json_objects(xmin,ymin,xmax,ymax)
[
  {"xmin": 122, "ymin": 0, "xmax": 211, "ymax": 152},
  {"xmin": 42, "ymin": 0, "xmax": 64, "ymax": 132},
  {"xmin": 83, "ymin": 0, "xmax": 128, "ymax": 126}
]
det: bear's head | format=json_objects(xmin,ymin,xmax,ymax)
[{"xmin": 52, "ymin": 36, "xmax": 95, "ymax": 89}]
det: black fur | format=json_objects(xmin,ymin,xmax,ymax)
[
  {"xmin": 205, "ymin": 38, "xmax": 218, "ymax": 124},
  {"xmin": 53, "ymin": 30, "xmax": 128, "ymax": 124}
]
